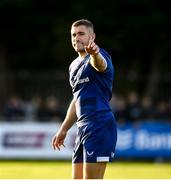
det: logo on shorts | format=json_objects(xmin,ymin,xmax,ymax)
[{"xmin": 87, "ymin": 151, "xmax": 94, "ymax": 156}]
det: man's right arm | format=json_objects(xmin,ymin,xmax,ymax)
[
  {"xmin": 52, "ymin": 98, "xmax": 76, "ymax": 150},
  {"xmin": 60, "ymin": 98, "xmax": 76, "ymax": 132}
]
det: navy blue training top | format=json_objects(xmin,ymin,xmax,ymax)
[{"xmin": 69, "ymin": 48, "xmax": 114, "ymax": 125}]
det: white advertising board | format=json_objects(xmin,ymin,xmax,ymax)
[{"xmin": 0, "ymin": 122, "xmax": 77, "ymax": 159}]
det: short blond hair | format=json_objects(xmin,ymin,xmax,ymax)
[{"xmin": 72, "ymin": 19, "xmax": 94, "ymax": 32}]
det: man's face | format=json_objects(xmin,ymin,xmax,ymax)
[{"xmin": 71, "ymin": 25, "xmax": 94, "ymax": 53}]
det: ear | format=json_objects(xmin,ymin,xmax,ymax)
[
  {"xmin": 92, "ymin": 33, "xmax": 96, "ymax": 41},
  {"xmin": 91, "ymin": 33, "xmax": 96, "ymax": 41}
]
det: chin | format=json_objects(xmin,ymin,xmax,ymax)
[{"xmin": 75, "ymin": 48, "xmax": 85, "ymax": 53}]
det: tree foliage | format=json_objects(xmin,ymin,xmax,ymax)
[{"xmin": 0, "ymin": 0, "xmax": 170, "ymax": 97}]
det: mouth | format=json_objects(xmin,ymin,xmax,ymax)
[
  {"xmin": 74, "ymin": 41, "xmax": 84, "ymax": 46},
  {"xmin": 74, "ymin": 41, "xmax": 84, "ymax": 47}
]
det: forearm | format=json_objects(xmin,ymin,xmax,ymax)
[
  {"xmin": 90, "ymin": 52, "xmax": 107, "ymax": 72},
  {"xmin": 60, "ymin": 98, "xmax": 76, "ymax": 132}
]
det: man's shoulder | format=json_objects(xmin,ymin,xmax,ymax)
[{"xmin": 100, "ymin": 48, "xmax": 111, "ymax": 59}]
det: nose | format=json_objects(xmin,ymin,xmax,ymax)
[{"xmin": 75, "ymin": 35, "xmax": 79, "ymax": 42}]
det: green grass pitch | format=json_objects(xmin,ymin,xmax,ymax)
[{"xmin": 0, "ymin": 160, "xmax": 171, "ymax": 179}]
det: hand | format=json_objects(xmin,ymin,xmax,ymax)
[
  {"xmin": 52, "ymin": 129, "xmax": 67, "ymax": 150},
  {"xmin": 84, "ymin": 38, "xmax": 99, "ymax": 56}
]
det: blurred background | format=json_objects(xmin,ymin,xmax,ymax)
[{"xmin": 0, "ymin": 0, "xmax": 171, "ymax": 165}]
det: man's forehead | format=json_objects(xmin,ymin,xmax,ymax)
[{"xmin": 71, "ymin": 25, "xmax": 92, "ymax": 33}]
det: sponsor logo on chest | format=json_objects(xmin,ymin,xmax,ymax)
[{"xmin": 77, "ymin": 77, "xmax": 89, "ymax": 85}]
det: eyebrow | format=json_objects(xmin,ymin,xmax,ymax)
[{"xmin": 72, "ymin": 31, "xmax": 85, "ymax": 36}]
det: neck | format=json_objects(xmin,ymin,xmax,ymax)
[{"xmin": 78, "ymin": 51, "xmax": 88, "ymax": 59}]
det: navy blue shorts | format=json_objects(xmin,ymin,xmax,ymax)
[{"xmin": 72, "ymin": 117, "xmax": 117, "ymax": 163}]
